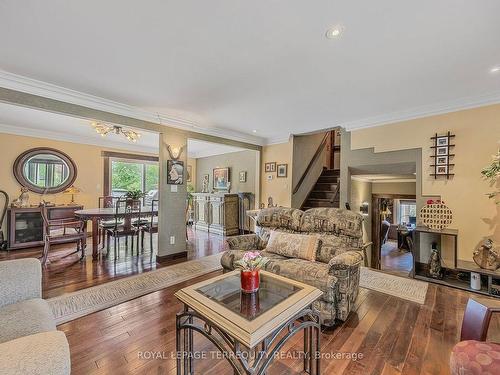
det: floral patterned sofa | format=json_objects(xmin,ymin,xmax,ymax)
[{"xmin": 221, "ymin": 207, "xmax": 368, "ymax": 326}]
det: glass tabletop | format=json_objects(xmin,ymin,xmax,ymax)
[{"xmin": 196, "ymin": 273, "xmax": 302, "ymax": 321}]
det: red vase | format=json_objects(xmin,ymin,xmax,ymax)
[{"xmin": 240, "ymin": 269, "xmax": 260, "ymax": 293}]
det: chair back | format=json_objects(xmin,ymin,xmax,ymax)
[
  {"xmin": 99, "ymin": 196, "xmax": 119, "ymax": 208},
  {"xmin": 460, "ymin": 298, "xmax": 500, "ymax": 341},
  {"xmin": 40, "ymin": 205, "xmax": 50, "ymax": 234},
  {"xmin": 150, "ymin": 199, "xmax": 158, "ymax": 227},
  {"xmin": 115, "ymin": 198, "xmax": 142, "ymax": 229}
]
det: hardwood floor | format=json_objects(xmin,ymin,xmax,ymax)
[
  {"xmin": 2, "ymin": 229, "xmax": 499, "ymax": 374},
  {"xmin": 57, "ymin": 273, "xmax": 499, "ymax": 375},
  {"xmin": 381, "ymin": 240, "xmax": 413, "ymax": 278},
  {"xmin": 0, "ymin": 227, "xmax": 228, "ymax": 298}
]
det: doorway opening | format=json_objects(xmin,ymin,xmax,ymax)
[{"xmin": 372, "ymin": 194, "xmax": 416, "ymax": 277}]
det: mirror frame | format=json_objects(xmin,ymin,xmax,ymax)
[{"xmin": 13, "ymin": 147, "xmax": 78, "ymax": 194}]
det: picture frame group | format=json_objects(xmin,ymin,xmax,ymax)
[{"xmin": 265, "ymin": 162, "xmax": 288, "ymax": 178}]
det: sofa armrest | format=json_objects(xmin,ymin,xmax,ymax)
[
  {"xmin": 0, "ymin": 259, "xmax": 42, "ymax": 308},
  {"xmin": 0, "ymin": 331, "xmax": 70, "ymax": 375},
  {"xmin": 226, "ymin": 234, "xmax": 265, "ymax": 251},
  {"xmin": 327, "ymin": 250, "xmax": 363, "ymax": 321},
  {"xmin": 328, "ymin": 250, "xmax": 364, "ymax": 268}
]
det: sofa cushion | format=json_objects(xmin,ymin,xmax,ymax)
[
  {"xmin": 301, "ymin": 208, "xmax": 363, "ymax": 238},
  {"xmin": 0, "ymin": 299, "xmax": 56, "ymax": 344},
  {"xmin": 0, "ymin": 331, "xmax": 70, "ymax": 375},
  {"xmin": 267, "ymin": 258, "xmax": 337, "ymax": 303},
  {"xmin": 256, "ymin": 207, "xmax": 303, "ymax": 232},
  {"xmin": 316, "ymin": 233, "xmax": 363, "ymax": 263},
  {"xmin": 221, "ymin": 250, "xmax": 288, "ymax": 271},
  {"xmin": 450, "ymin": 340, "xmax": 500, "ymax": 375},
  {"xmin": 265, "ymin": 230, "xmax": 320, "ymax": 261}
]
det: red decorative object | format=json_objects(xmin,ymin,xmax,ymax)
[
  {"xmin": 240, "ymin": 291, "xmax": 261, "ymax": 319},
  {"xmin": 240, "ymin": 269, "xmax": 260, "ymax": 293}
]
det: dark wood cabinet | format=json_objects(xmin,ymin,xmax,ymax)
[{"xmin": 7, "ymin": 205, "xmax": 83, "ymax": 250}]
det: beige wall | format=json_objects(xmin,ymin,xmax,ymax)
[
  {"xmin": 260, "ymin": 140, "xmax": 292, "ymax": 207},
  {"xmin": 371, "ymin": 182, "xmax": 416, "ymax": 195},
  {"xmin": 350, "ymin": 104, "xmax": 500, "ymax": 260},
  {"xmin": 350, "ymin": 179, "xmax": 372, "ymax": 265},
  {"xmin": 0, "ymin": 132, "xmax": 158, "ymax": 236},
  {"xmin": 195, "ymin": 150, "xmax": 259, "ymax": 199}
]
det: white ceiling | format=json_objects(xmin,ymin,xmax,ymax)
[
  {"xmin": 1, "ymin": 1, "xmax": 500, "ymax": 144},
  {"xmin": 0, "ymin": 102, "xmax": 245, "ymax": 158}
]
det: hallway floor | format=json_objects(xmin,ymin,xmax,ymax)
[{"xmin": 380, "ymin": 240, "xmax": 413, "ymax": 277}]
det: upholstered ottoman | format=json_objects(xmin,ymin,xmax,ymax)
[{"xmin": 450, "ymin": 340, "xmax": 500, "ymax": 375}]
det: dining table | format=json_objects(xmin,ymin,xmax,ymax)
[{"xmin": 75, "ymin": 206, "xmax": 158, "ymax": 259}]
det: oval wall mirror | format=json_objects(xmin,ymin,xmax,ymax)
[{"xmin": 13, "ymin": 148, "xmax": 77, "ymax": 194}]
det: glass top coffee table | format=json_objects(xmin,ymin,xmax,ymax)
[{"xmin": 174, "ymin": 270, "xmax": 323, "ymax": 375}]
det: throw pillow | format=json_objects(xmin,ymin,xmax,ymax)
[{"xmin": 265, "ymin": 230, "xmax": 320, "ymax": 261}]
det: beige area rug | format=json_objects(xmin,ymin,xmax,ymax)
[
  {"xmin": 359, "ymin": 267, "xmax": 428, "ymax": 304},
  {"xmin": 48, "ymin": 253, "xmax": 223, "ymax": 325},
  {"xmin": 48, "ymin": 255, "xmax": 428, "ymax": 325}
]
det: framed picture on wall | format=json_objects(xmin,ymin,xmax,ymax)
[
  {"xmin": 436, "ymin": 156, "xmax": 448, "ymax": 165},
  {"xmin": 167, "ymin": 160, "xmax": 184, "ymax": 185},
  {"xmin": 436, "ymin": 136, "xmax": 449, "ymax": 146},
  {"xmin": 436, "ymin": 165, "xmax": 448, "ymax": 175},
  {"xmin": 437, "ymin": 146, "xmax": 448, "ymax": 156},
  {"xmin": 277, "ymin": 164, "xmax": 288, "ymax": 178},
  {"xmin": 186, "ymin": 165, "xmax": 192, "ymax": 182},
  {"xmin": 239, "ymin": 171, "xmax": 247, "ymax": 182},
  {"xmin": 265, "ymin": 162, "xmax": 276, "ymax": 173},
  {"xmin": 213, "ymin": 167, "xmax": 230, "ymax": 190}
]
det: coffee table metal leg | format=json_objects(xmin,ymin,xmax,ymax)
[
  {"xmin": 315, "ymin": 323, "xmax": 321, "ymax": 375},
  {"xmin": 176, "ymin": 313, "xmax": 182, "ymax": 375},
  {"xmin": 176, "ymin": 305, "xmax": 321, "ymax": 375},
  {"xmin": 303, "ymin": 325, "xmax": 310, "ymax": 373}
]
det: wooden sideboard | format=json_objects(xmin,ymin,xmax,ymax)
[
  {"xmin": 7, "ymin": 205, "xmax": 83, "ymax": 250},
  {"xmin": 192, "ymin": 193, "xmax": 240, "ymax": 236}
]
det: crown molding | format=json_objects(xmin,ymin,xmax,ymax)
[
  {"xmin": 341, "ymin": 90, "xmax": 500, "ymax": 131},
  {"xmin": 264, "ymin": 135, "xmax": 291, "ymax": 146},
  {"xmin": 0, "ymin": 123, "xmax": 159, "ymax": 155},
  {"xmin": 0, "ymin": 70, "xmax": 265, "ymax": 146}
]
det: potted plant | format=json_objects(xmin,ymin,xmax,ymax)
[
  {"xmin": 234, "ymin": 251, "xmax": 269, "ymax": 293},
  {"xmin": 481, "ymin": 147, "xmax": 500, "ymax": 203},
  {"xmin": 124, "ymin": 189, "xmax": 145, "ymax": 210}
]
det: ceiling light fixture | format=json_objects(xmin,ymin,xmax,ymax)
[
  {"xmin": 91, "ymin": 121, "xmax": 141, "ymax": 142},
  {"xmin": 491, "ymin": 66, "xmax": 500, "ymax": 73},
  {"xmin": 325, "ymin": 24, "xmax": 345, "ymax": 39}
]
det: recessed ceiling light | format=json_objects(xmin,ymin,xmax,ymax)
[
  {"xmin": 325, "ymin": 25, "xmax": 344, "ymax": 39},
  {"xmin": 491, "ymin": 66, "xmax": 500, "ymax": 73}
]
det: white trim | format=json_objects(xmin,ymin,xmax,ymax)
[
  {"xmin": 263, "ymin": 135, "xmax": 291, "ymax": 146},
  {"xmin": 3, "ymin": 70, "xmax": 500, "ymax": 141},
  {"xmin": 0, "ymin": 123, "xmax": 159, "ymax": 155},
  {"xmin": 0, "ymin": 70, "xmax": 265, "ymax": 146},
  {"xmin": 341, "ymin": 90, "xmax": 500, "ymax": 131}
]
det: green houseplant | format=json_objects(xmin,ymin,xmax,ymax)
[
  {"xmin": 124, "ymin": 189, "xmax": 145, "ymax": 209},
  {"xmin": 481, "ymin": 147, "xmax": 500, "ymax": 203}
]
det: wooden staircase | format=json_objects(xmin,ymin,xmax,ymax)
[{"xmin": 301, "ymin": 169, "xmax": 340, "ymax": 210}]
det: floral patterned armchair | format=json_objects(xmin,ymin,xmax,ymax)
[{"xmin": 221, "ymin": 207, "xmax": 370, "ymax": 326}]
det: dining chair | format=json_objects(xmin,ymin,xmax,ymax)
[
  {"xmin": 98, "ymin": 196, "xmax": 121, "ymax": 248},
  {"xmin": 105, "ymin": 199, "xmax": 142, "ymax": 259},
  {"xmin": 40, "ymin": 205, "xmax": 87, "ymax": 266},
  {"xmin": 141, "ymin": 199, "xmax": 158, "ymax": 256}
]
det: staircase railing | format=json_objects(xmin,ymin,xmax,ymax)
[
  {"xmin": 292, "ymin": 132, "xmax": 329, "ymax": 195},
  {"xmin": 330, "ymin": 182, "xmax": 340, "ymax": 204}
]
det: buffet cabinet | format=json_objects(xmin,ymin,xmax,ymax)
[
  {"xmin": 192, "ymin": 193, "xmax": 240, "ymax": 236},
  {"xmin": 7, "ymin": 205, "xmax": 83, "ymax": 250}
]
